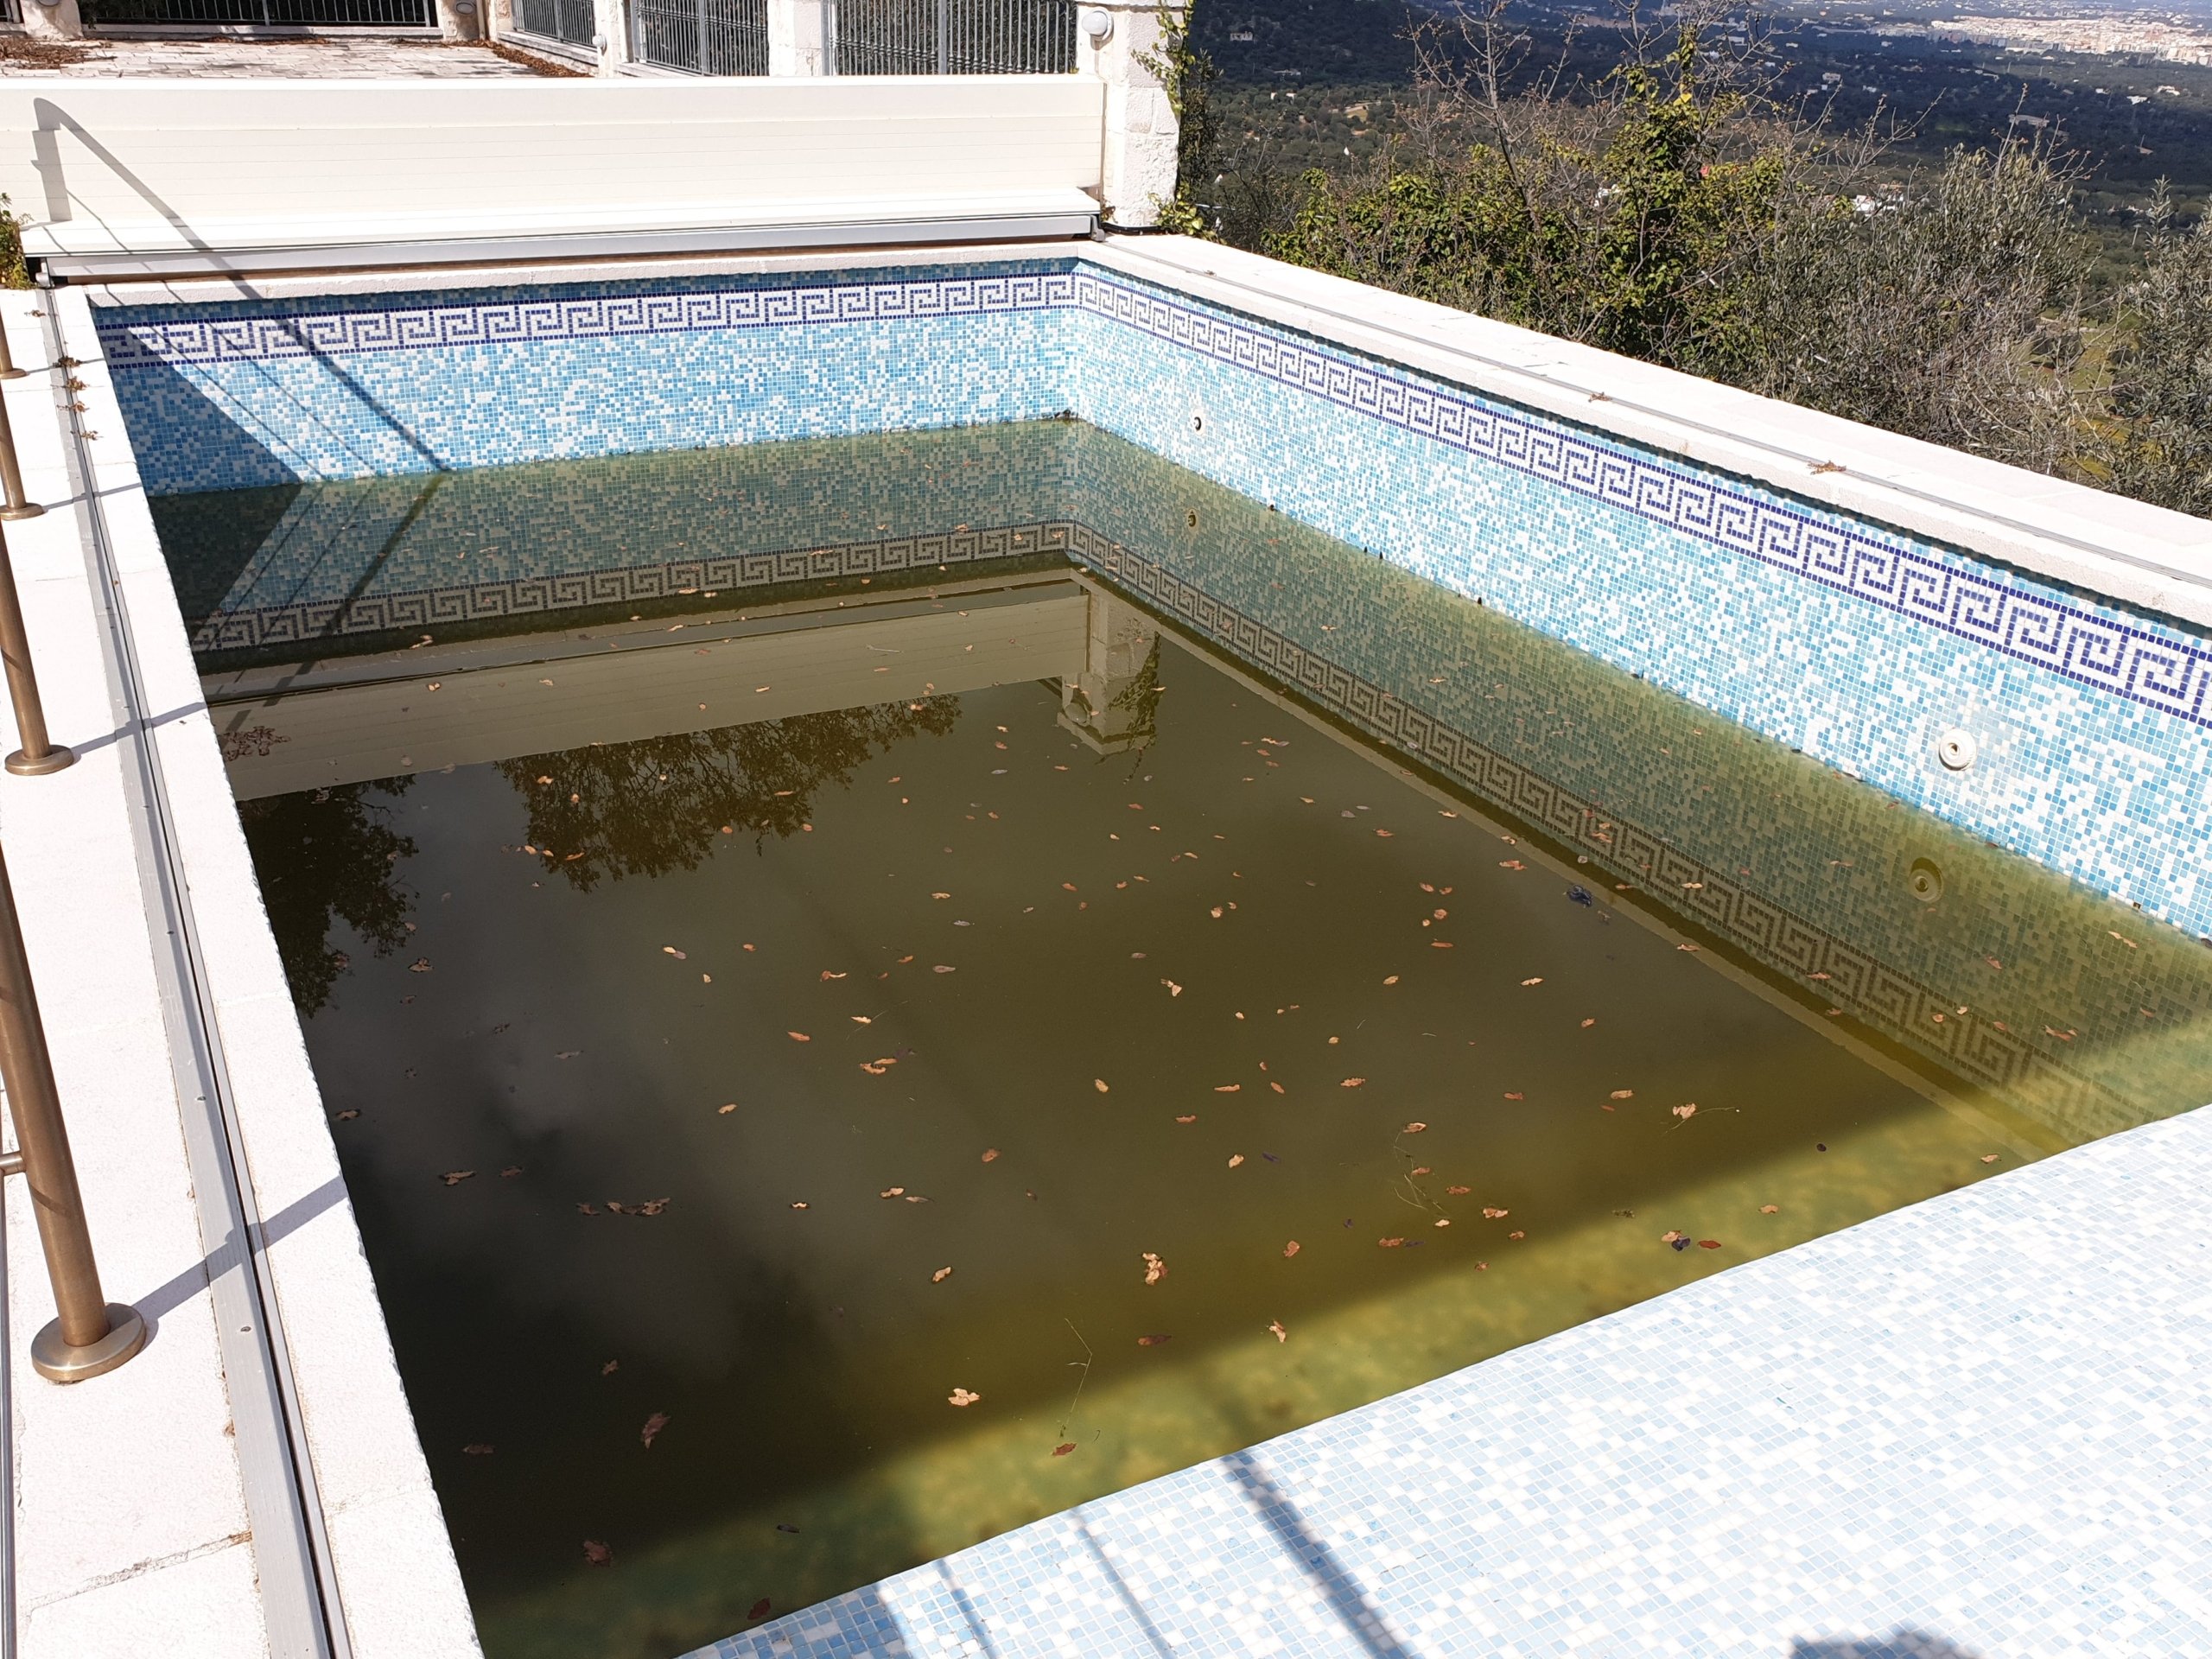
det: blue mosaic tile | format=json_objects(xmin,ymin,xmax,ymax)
[{"xmin": 92, "ymin": 255, "xmax": 2212, "ymax": 939}]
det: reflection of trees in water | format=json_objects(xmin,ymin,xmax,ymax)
[
  {"xmin": 238, "ymin": 779, "xmax": 418, "ymax": 1016},
  {"xmin": 499, "ymin": 698, "xmax": 962, "ymax": 893}
]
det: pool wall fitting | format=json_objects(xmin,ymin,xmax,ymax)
[{"xmin": 92, "ymin": 244, "xmax": 2212, "ymax": 941}]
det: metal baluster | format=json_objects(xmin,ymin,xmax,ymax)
[
  {"xmin": 0, "ymin": 841, "xmax": 144, "ymax": 1383},
  {"xmin": 0, "ymin": 525, "xmax": 72, "ymax": 779}
]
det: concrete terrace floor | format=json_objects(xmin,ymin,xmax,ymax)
[{"xmin": 0, "ymin": 35, "xmax": 563, "ymax": 76}]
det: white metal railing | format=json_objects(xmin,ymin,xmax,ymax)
[
  {"xmin": 632, "ymin": 0, "xmax": 771, "ymax": 74},
  {"xmin": 833, "ymin": 0, "xmax": 1076, "ymax": 73}
]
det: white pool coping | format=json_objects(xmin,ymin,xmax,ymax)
[{"xmin": 0, "ymin": 288, "xmax": 479, "ymax": 1656}]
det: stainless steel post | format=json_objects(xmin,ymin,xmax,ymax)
[
  {"xmin": 0, "ymin": 381, "xmax": 42, "ymax": 524},
  {"xmin": 0, "ymin": 842, "xmax": 143, "ymax": 1382},
  {"xmin": 0, "ymin": 525, "xmax": 70, "ymax": 778},
  {"xmin": 0, "ymin": 319, "xmax": 25, "ymax": 383}
]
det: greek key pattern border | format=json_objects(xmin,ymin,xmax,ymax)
[
  {"xmin": 1069, "ymin": 271, "xmax": 2212, "ymax": 734},
  {"xmin": 188, "ymin": 523, "xmax": 1070, "ymax": 655},
  {"xmin": 101, "ymin": 261, "xmax": 2211, "ymax": 730},
  {"xmin": 96, "ymin": 270, "xmax": 1077, "ymax": 370},
  {"xmin": 1073, "ymin": 527, "xmax": 2130, "ymax": 1137}
]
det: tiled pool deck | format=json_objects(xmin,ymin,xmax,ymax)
[{"xmin": 709, "ymin": 1104, "xmax": 2212, "ymax": 1659}]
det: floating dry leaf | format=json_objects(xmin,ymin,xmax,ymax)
[
  {"xmin": 442, "ymin": 1170, "xmax": 474, "ymax": 1186},
  {"xmin": 1282, "ymin": 1240, "xmax": 1300, "ymax": 1258},
  {"xmin": 1446, "ymin": 1185, "xmax": 1471, "ymax": 1196},
  {"xmin": 1136, "ymin": 1334, "xmax": 1173, "ymax": 1347},
  {"xmin": 717, "ymin": 1103, "xmax": 738, "ymax": 1115},
  {"xmin": 1340, "ymin": 1077, "xmax": 1366, "ymax": 1089},
  {"xmin": 462, "ymin": 1443, "xmax": 493, "ymax": 1456},
  {"xmin": 880, "ymin": 1186, "xmax": 906, "ymax": 1198},
  {"xmin": 1377, "ymin": 1237, "xmax": 1406, "ymax": 1249},
  {"xmin": 1174, "ymin": 1115, "xmax": 1197, "ymax": 1124},
  {"xmin": 663, "ymin": 946, "xmax": 687, "ymax": 959},
  {"xmin": 1142, "ymin": 1252, "xmax": 1166, "ymax": 1286},
  {"xmin": 1980, "ymin": 1154, "xmax": 2000, "ymax": 1164},
  {"xmin": 787, "ymin": 1031, "xmax": 811, "ymax": 1043},
  {"xmin": 1095, "ymin": 1078, "xmax": 1110, "ymax": 1093},
  {"xmin": 1382, "ymin": 975, "xmax": 1400, "ymax": 985},
  {"xmin": 748, "ymin": 1599, "xmax": 772, "ymax": 1622},
  {"xmin": 601, "ymin": 1360, "xmax": 619, "ymax": 1376},
  {"xmin": 1672, "ymin": 1103, "xmax": 1698, "ymax": 1121},
  {"xmin": 852, "ymin": 1014, "xmax": 872, "ymax": 1024},
  {"xmin": 1520, "ymin": 976, "xmax": 1543, "ymax": 988},
  {"xmin": 1508, "ymin": 1230, "xmax": 1526, "ymax": 1241},
  {"xmin": 1402, "ymin": 1122, "xmax": 1428, "ymax": 1135},
  {"xmin": 931, "ymin": 1267, "xmax": 954, "ymax": 1284},
  {"xmin": 1268, "ymin": 1319, "xmax": 1288, "ymax": 1343},
  {"xmin": 1227, "ymin": 1154, "xmax": 1246, "ymax": 1167},
  {"xmin": 1760, "ymin": 1204, "xmax": 1781, "ymax": 1214},
  {"xmin": 335, "ymin": 1109, "xmax": 359, "ymax": 1122},
  {"xmin": 1609, "ymin": 1090, "xmax": 1635, "ymax": 1100},
  {"xmin": 1269, "ymin": 1081, "xmax": 1286, "ymax": 1094},
  {"xmin": 1503, "ymin": 1091, "xmax": 1525, "ymax": 1101},
  {"xmin": 641, "ymin": 1412, "xmax": 670, "ymax": 1449},
  {"xmin": 408, "ymin": 958, "xmax": 432, "ymax": 974},
  {"xmin": 1697, "ymin": 1239, "xmax": 1721, "ymax": 1249},
  {"xmin": 583, "ymin": 1541, "xmax": 612, "ymax": 1567},
  {"xmin": 933, "ymin": 964, "xmax": 956, "ymax": 974},
  {"xmin": 790, "ymin": 1202, "xmax": 810, "ymax": 1211},
  {"xmin": 1052, "ymin": 1442, "xmax": 1077, "ymax": 1457},
  {"xmin": 1433, "ymin": 1218, "xmax": 1451, "ymax": 1228},
  {"xmin": 1499, "ymin": 860, "xmax": 1525, "ymax": 871},
  {"xmin": 1162, "ymin": 979, "xmax": 1184, "ymax": 996},
  {"xmin": 982, "ymin": 1147, "xmax": 1001, "ymax": 1163},
  {"xmin": 1482, "ymin": 1206, "xmax": 1509, "ymax": 1219},
  {"xmin": 948, "ymin": 1388, "xmax": 981, "ymax": 1407}
]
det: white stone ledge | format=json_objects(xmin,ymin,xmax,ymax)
[{"xmin": 1089, "ymin": 235, "xmax": 2212, "ymax": 632}]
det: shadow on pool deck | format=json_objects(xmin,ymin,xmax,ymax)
[{"xmin": 1791, "ymin": 1633, "xmax": 1985, "ymax": 1658}]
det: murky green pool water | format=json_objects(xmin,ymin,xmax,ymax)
[{"xmin": 164, "ymin": 420, "xmax": 2212, "ymax": 1659}]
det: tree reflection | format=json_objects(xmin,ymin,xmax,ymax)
[
  {"xmin": 238, "ymin": 779, "xmax": 418, "ymax": 1015},
  {"xmin": 499, "ymin": 698, "xmax": 961, "ymax": 892}
]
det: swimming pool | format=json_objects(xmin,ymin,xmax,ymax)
[{"xmin": 147, "ymin": 415, "xmax": 2212, "ymax": 1658}]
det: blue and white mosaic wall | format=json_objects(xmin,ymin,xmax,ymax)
[{"xmin": 94, "ymin": 257, "xmax": 2212, "ymax": 939}]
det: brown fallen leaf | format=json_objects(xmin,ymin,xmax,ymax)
[
  {"xmin": 641, "ymin": 1412, "xmax": 670, "ymax": 1449},
  {"xmin": 1174, "ymin": 1115, "xmax": 1198, "ymax": 1124},
  {"xmin": 1402, "ymin": 1122, "xmax": 1428, "ymax": 1135},
  {"xmin": 1053, "ymin": 1443, "xmax": 1077, "ymax": 1457},
  {"xmin": 880, "ymin": 1186, "xmax": 906, "ymax": 1198},
  {"xmin": 718, "ymin": 1103, "xmax": 738, "ymax": 1115},
  {"xmin": 1499, "ymin": 860, "xmax": 1525, "ymax": 870},
  {"xmin": 1483, "ymin": 1206, "xmax": 1509, "ymax": 1219},
  {"xmin": 1377, "ymin": 1237, "xmax": 1406, "ymax": 1249},
  {"xmin": 1268, "ymin": 1319, "xmax": 1288, "ymax": 1343},
  {"xmin": 442, "ymin": 1170, "xmax": 474, "ymax": 1186},
  {"xmin": 1228, "ymin": 1153, "xmax": 1246, "ymax": 1167},
  {"xmin": 601, "ymin": 1360, "xmax": 619, "ymax": 1376},
  {"xmin": 583, "ymin": 1540, "xmax": 613, "ymax": 1567},
  {"xmin": 1142, "ymin": 1252, "xmax": 1166, "ymax": 1285},
  {"xmin": 788, "ymin": 1031, "xmax": 811, "ymax": 1043},
  {"xmin": 931, "ymin": 1267, "xmax": 954, "ymax": 1283},
  {"xmin": 335, "ymin": 1109, "xmax": 359, "ymax": 1122},
  {"xmin": 500, "ymin": 1166, "xmax": 522, "ymax": 1179},
  {"xmin": 1520, "ymin": 976, "xmax": 1544, "ymax": 988},
  {"xmin": 748, "ymin": 1599, "xmax": 772, "ymax": 1621},
  {"xmin": 1137, "ymin": 1334, "xmax": 1173, "ymax": 1346},
  {"xmin": 462, "ymin": 1444, "xmax": 493, "ymax": 1456},
  {"xmin": 1980, "ymin": 1154, "xmax": 2000, "ymax": 1164},
  {"xmin": 1446, "ymin": 1185, "xmax": 1471, "ymax": 1196},
  {"xmin": 1503, "ymin": 1091, "xmax": 1525, "ymax": 1101},
  {"xmin": 1610, "ymin": 1090, "xmax": 1635, "ymax": 1100},
  {"xmin": 1269, "ymin": 1082, "xmax": 1286, "ymax": 1094},
  {"xmin": 1507, "ymin": 1230, "xmax": 1526, "ymax": 1241},
  {"xmin": 1411, "ymin": 1166, "xmax": 1432, "ymax": 1176},
  {"xmin": 1341, "ymin": 1077, "xmax": 1366, "ymax": 1089},
  {"xmin": 1214, "ymin": 1083, "xmax": 1242, "ymax": 1093},
  {"xmin": 1095, "ymin": 1078, "xmax": 1110, "ymax": 1093},
  {"xmin": 576, "ymin": 1202, "xmax": 598, "ymax": 1216},
  {"xmin": 663, "ymin": 946, "xmax": 688, "ymax": 960},
  {"xmin": 948, "ymin": 1388, "xmax": 981, "ymax": 1407},
  {"xmin": 1697, "ymin": 1239, "xmax": 1722, "ymax": 1249},
  {"xmin": 1759, "ymin": 1204, "xmax": 1780, "ymax": 1214},
  {"xmin": 1282, "ymin": 1240, "xmax": 1300, "ymax": 1258},
  {"xmin": 982, "ymin": 1148, "xmax": 1001, "ymax": 1163},
  {"xmin": 409, "ymin": 959, "xmax": 432, "ymax": 973},
  {"xmin": 1382, "ymin": 975, "xmax": 1400, "ymax": 985},
  {"xmin": 1672, "ymin": 1103, "xmax": 1698, "ymax": 1121},
  {"xmin": 790, "ymin": 1202, "xmax": 810, "ymax": 1211}
]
